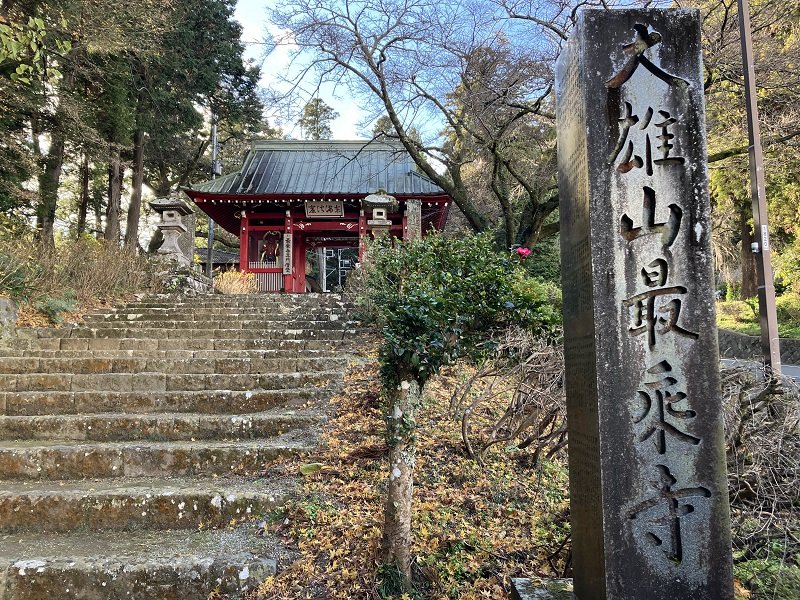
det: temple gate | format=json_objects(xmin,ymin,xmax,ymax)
[{"xmin": 185, "ymin": 140, "xmax": 451, "ymax": 292}]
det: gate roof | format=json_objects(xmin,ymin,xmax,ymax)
[{"xmin": 187, "ymin": 139, "xmax": 445, "ymax": 196}]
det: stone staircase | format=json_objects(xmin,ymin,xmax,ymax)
[{"xmin": 0, "ymin": 293, "xmax": 356, "ymax": 599}]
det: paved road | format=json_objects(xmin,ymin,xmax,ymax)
[{"xmin": 721, "ymin": 358, "xmax": 800, "ymax": 382}]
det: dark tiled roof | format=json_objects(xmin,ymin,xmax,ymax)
[
  {"xmin": 197, "ymin": 249, "xmax": 239, "ymax": 265},
  {"xmin": 188, "ymin": 139, "xmax": 444, "ymax": 196}
]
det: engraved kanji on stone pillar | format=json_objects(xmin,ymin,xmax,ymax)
[{"xmin": 556, "ymin": 9, "xmax": 733, "ymax": 600}]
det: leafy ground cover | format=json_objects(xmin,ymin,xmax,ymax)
[
  {"xmin": 250, "ymin": 338, "xmax": 798, "ymax": 599},
  {"xmin": 255, "ymin": 340, "xmax": 571, "ymax": 599}
]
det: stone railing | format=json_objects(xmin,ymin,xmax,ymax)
[{"xmin": 718, "ymin": 329, "xmax": 800, "ymax": 365}]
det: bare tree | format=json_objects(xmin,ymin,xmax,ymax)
[{"xmin": 269, "ymin": 0, "xmax": 620, "ymax": 246}]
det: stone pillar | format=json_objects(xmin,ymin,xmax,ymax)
[
  {"xmin": 556, "ymin": 9, "xmax": 733, "ymax": 600},
  {"xmin": 405, "ymin": 198, "xmax": 422, "ymax": 241},
  {"xmin": 149, "ymin": 198, "xmax": 194, "ymax": 266},
  {"xmin": 178, "ymin": 211, "xmax": 196, "ymax": 265}
]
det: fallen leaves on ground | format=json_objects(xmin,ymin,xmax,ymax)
[{"xmin": 255, "ymin": 338, "xmax": 570, "ymax": 599}]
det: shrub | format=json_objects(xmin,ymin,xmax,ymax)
[
  {"xmin": 359, "ymin": 232, "xmax": 562, "ymax": 589},
  {"xmin": 34, "ymin": 294, "xmax": 77, "ymax": 324},
  {"xmin": 214, "ymin": 270, "xmax": 257, "ymax": 294},
  {"xmin": 518, "ymin": 237, "xmax": 561, "ymax": 284},
  {"xmin": 775, "ymin": 293, "xmax": 800, "ymax": 337},
  {"xmin": 0, "ymin": 235, "xmax": 163, "ymax": 317},
  {"xmin": 363, "ymin": 232, "xmax": 562, "ymax": 389},
  {"xmin": 0, "ymin": 245, "xmax": 42, "ymax": 301}
]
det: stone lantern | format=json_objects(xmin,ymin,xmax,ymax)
[
  {"xmin": 149, "ymin": 197, "xmax": 194, "ymax": 266},
  {"xmin": 362, "ymin": 189, "xmax": 398, "ymax": 238}
]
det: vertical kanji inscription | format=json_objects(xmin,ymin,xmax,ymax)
[{"xmin": 557, "ymin": 9, "xmax": 734, "ymax": 599}]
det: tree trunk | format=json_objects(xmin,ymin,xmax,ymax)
[
  {"xmin": 36, "ymin": 130, "xmax": 66, "ymax": 246},
  {"xmin": 125, "ymin": 128, "xmax": 145, "ymax": 250},
  {"xmin": 104, "ymin": 145, "xmax": 122, "ymax": 243},
  {"xmin": 381, "ymin": 373, "xmax": 422, "ymax": 590},
  {"xmin": 35, "ymin": 54, "xmax": 76, "ymax": 248},
  {"xmin": 740, "ymin": 201, "xmax": 757, "ymax": 299},
  {"xmin": 94, "ymin": 195, "xmax": 103, "ymax": 237},
  {"xmin": 76, "ymin": 153, "xmax": 90, "ymax": 238}
]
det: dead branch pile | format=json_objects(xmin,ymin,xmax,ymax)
[
  {"xmin": 722, "ymin": 364, "xmax": 800, "ymax": 566},
  {"xmin": 450, "ymin": 328, "xmax": 566, "ymax": 465}
]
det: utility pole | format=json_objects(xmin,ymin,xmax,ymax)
[
  {"xmin": 205, "ymin": 117, "xmax": 219, "ymax": 279},
  {"xmin": 737, "ymin": 0, "xmax": 781, "ymax": 375}
]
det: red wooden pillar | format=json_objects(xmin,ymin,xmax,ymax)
[
  {"xmin": 282, "ymin": 209, "xmax": 293, "ymax": 292},
  {"xmin": 358, "ymin": 209, "xmax": 367, "ymax": 261},
  {"xmin": 239, "ymin": 213, "xmax": 249, "ymax": 272},
  {"xmin": 293, "ymin": 233, "xmax": 306, "ymax": 293}
]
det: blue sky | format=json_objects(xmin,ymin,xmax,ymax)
[{"xmin": 234, "ymin": 0, "xmax": 365, "ymax": 139}]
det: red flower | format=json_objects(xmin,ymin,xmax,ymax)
[{"xmin": 516, "ymin": 247, "xmax": 532, "ymax": 258}]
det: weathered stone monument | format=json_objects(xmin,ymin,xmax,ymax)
[{"xmin": 555, "ymin": 9, "xmax": 734, "ymax": 599}]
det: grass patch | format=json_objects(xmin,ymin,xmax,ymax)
[{"xmin": 717, "ymin": 295, "xmax": 800, "ymax": 339}]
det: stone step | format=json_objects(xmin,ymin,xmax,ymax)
[
  {"xmin": 123, "ymin": 301, "xmax": 352, "ymax": 311},
  {"xmin": 0, "ymin": 475, "xmax": 292, "ymax": 533},
  {"xmin": 0, "ymin": 434, "xmax": 313, "ymax": 480},
  {"xmin": 84, "ymin": 309, "xmax": 354, "ymax": 321},
  {"xmin": 0, "ymin": 369, "xmax": 339, "ymax": 393},
  {"xmin": 3, "ymin": 337, "xmax": 352, "ymax": 352},
  {"xmin": 0, "ymin": 409, "xmax": 320, "ymax": 442},
  {"xmin": 126, "ymin": 292, "xmax": 347, "ymax": 303},
  {"xmin": 77, "ymin": 318, "xmax": 355, "ymax": 330},
  {"xmin": 15, "ymin": 326, "xmax": 363, "ymax": 340},
  {"xmin": 1, "ymin": 388, "xmax": 326, "ymax": 416},
  {"xmin": 0, "ymin": 348, "xmax": 344, "ymax": 361},
  {"xmin": 0, "ymin": 525, "xmax": 277, "ymax": 599},
  {"xmin": 0, "ymin": 355, "xmax": 347, "ymax": 375}
]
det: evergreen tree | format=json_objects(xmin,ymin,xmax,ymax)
[{"xmin": 298, "ymin": 98, "xmax": 338, "ymax": 140}]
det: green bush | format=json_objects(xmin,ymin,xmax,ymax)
[
  {"xmin": 519, "ymin": 237, "xmax": 561, "ymax": 285},
  {"xmin": 775, "ymin": 293, "xmax": 800, "ymax": 337},
  {"xmin": 34, "ymin": 294, "xmax": 77, "ymax": 324},
  {"xmin": 0, "ymin": 246, "xmax": 42, "ymax": 300},
  {"xmin": 362, "ymin": 232, "xmax": 562, "ymax": 389}
]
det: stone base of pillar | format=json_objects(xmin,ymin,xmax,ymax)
[
  {"xmin": 157, "ymin": 225, "xmax": 190, "ymax": 266},
  {"xmin": 0, "ymin": 297, "xmax": 17, "ymax": 339}
]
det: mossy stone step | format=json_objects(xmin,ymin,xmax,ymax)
[
  {"xmin": 0, "ymin": 409, "xmax": 321, "ymax": 442},
  {"xmin": 0, "ymin": 475, "xmax": 292, "ymax": 533},
  {"xmin": 0, "ymin": 355, "xmax": 347, "ymax": 375},
  {"xmin": 5, "ymin": 337, "xmax": 352, "ymax": 352},
  {"xmin": 16, "ymin": 326, "xmax": 363, "ymax": 340},
  {"xmin": 0, "ymin": 348, "xmax": 343, "ymax": 361},
  {"xmin": 0, "ymin": 370, "xmax": 338, "ymax": 392},
  {"xmin": 1, "ymin": 388, "xmax": 327, "ymax": 416},
  {"xmin": 0, "ymin": 434, "xmax": 314, "ymax": 480},
  {"xmin": 0, "ymin": 526, "xmax": 280, "ymax": 599}
]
